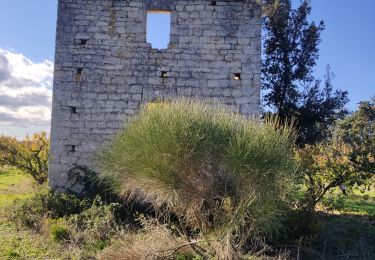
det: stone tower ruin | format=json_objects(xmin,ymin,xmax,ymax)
[{"xmin": 49, "ymin": 0, "xmax": 262, "ymax": 193}]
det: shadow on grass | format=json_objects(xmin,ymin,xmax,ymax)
[
  {"xmin": 314, "ymin": 212, "xmax": 375, "ymax": 259},
  {"xmin": 275, "ymin": 212, "xmax": 375, "ymax": 260}
]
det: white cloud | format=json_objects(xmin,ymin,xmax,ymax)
[{"xmin": 0, "ymin": 48, "xmax": 53, "ymax": 137}]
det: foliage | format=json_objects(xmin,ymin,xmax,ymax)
[
  {"xmin": 296, "ymin": 67, "xmax": 349, "ymax": 145},
  {"xmin": 299, "ymin": 98, "xmax": 374, "ymax": 209},
  {"xmin": 262, "ymin": 0, "xmax": 349, "ymax": 145},
  {"xmin": 99, "ymin": 100, "xmax": 299, "ymax": 258},
  {"xmin": 0, "ymin": 172, "xmax": 94, "ymax": 259},
  {"xmin": 0, "ymin": 219, "xmax": 59, "ymax": 260},
  {"xmin": 299, "ymin": 142, "xmax": 359, "ymax": 209},
  {"xmin": 262, "ymin": 0, "xmax": 324, "ymax": 117},
  {"xmin": 67, "ymin": 197, "xmax": 123, "ymax": 243},
  {"xmin": 0, "ymin": 132, "xmax": 49, "ymax": 184},
  {"xmin": 50, "ymin": 223, "xmax": 70, "ymax": 242},
  {"xmin": 1, "ymin": 161, "xmax": 375, "ymax": 259},
  {"xmin": 2, "ymin": 185, "xmax": 128, "ymax": 257},
  {"xmin": 6, "ymin": 186, "xmax": 90, "ymax": 230},
  {"xmin": 335, "ymin": 97, "xmax": 375, "ymax": 176}
]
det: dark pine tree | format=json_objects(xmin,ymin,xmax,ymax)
[
  {"xmin": 262, "ymin": 0, "xmax": 349, "ymax": 145},
  {"xmin": 297, "ymin": 66, "xmax": 349, "ymax": 145}
]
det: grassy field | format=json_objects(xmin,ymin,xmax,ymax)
[
  {"xmin": 312, "ymin": 189, "xmax": 375, "ymax": 259},
  {"xmin": 1, "ymin": 167, "xmax": 374, "ymax": 259},
  {"xmin": 319, "ymin": 187, "xmax": 375, "ymax": 217},
  {"xmin": 0, "ymin": 168, "xmax": 67, "ymax": 259},
  {"xmin": 0, "ymin": 167, "xmax": 35, "ymax": 207},
  {"xmin": 0, "ymin": 168, "xmax": 115, "ymax": 259}
]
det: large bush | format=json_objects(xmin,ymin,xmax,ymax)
[{"xmin": 99, "ymin": 100, "xmax": 299, "ymax": 257}]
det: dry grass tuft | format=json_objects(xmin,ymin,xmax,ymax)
[{"xmin": 99, "ymin": 219, "xmax": 194, "ymax": 260}]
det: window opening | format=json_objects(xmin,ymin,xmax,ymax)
[{"xmin": 147, "ymin": 11, "xmax": 171, "ymax": 49}]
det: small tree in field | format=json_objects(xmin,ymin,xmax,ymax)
[
  {"xmin": 335, "ymin": 97, "xmax": 375, "ymax": 176},
  {"xmin": 0, "ymin": 132, "xmax": 49, "ymax": 184},
  {"xmin": 299, "ymin": 98, "xmax": 374, "ymax": 210}
]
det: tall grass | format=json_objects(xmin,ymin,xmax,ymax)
[{"xmin": 98, "ymin": 99, "xmax": 299, "ymax": 257}]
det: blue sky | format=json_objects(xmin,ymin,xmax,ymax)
[
  {"xmin": 0, "ymin": 0, "xmax": 374, "ymax": 137},
  {"xmin": 0, "ymin": 1, "xmax": 57, "ymax": 62},
  {"xmin": 307, "ymin": 0, "xmax": 375, "ymax": 108}
]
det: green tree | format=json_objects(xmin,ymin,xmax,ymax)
[
  {"xmin": 0, "ymin": 132, "xmax": 49, "ymax": 184},
  {"xmin": 335, "ymin": 97, "xmax": 375, "ymax": 176},
  {"xmin": 262, "ymin": 0, "xmax": 349, "ymax": 145},
  {"xmin": 299, "ymin": 98, "xmax": 374, "ymax": 209},
  {"xmin": 299, "ymin": 141, "xmax": 357, "ymax": 209},
  {"xmin": 297, "ymin": 67, "xmax": 349, "ymax": 145}
]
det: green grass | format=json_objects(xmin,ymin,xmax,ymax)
[
  {"xmin": 307, "ymin": 213, "xmax": 375, "ymax": 259},
  {"xmin": 0, "ymin": 167, "xmax": 35, "ymax": 207},
  {"xmin": 321, "ymin": 187, "xmax": 375, "ymax": 218},
  {"xmin": 309, "ymin": 188, "xmax": 375, "ymax": 258},
  {"xmin": 0, "ymin": 167, "xmax": 97, "ymax": 259},
  {"xmin": 0, "ymin": 164, "xmax": 374, "ymax": 259},
  {"xmin": 0, "ymin": 167, "xmax": 57, "ymax": 259},
  {"xmin": 0, "ymin": 220, "xmax": 57, "ymax": 260},
  {"xmin": 354, "ymin": 187, "xmax": 375, "ymax": 198}
]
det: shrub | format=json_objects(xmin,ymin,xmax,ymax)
[
  {"xmin": 50, "ymin": 223, "xmax": 70, "ymax": 242},
  {"xmin": 3, "ymin": 186, "xmax": 129, "ymax": 256},
  {"xmin": 99, "ymin": 100, "xmax": 299, "ymax": 257},
  {"xmin": 67, "ymin": 197, "xmax": 123, "ymax": 243},
  {"xmin": 4, "ymin": 186, "xmax": 90, "ymax": 231}
]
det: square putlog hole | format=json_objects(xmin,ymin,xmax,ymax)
[
  {"xmin": 234, "ymin": 73, "xmax": 242, "ymax": 80},
  {"xmin": 161, "ymin": 71, "xmax": 168, "ymax": 78},
  {"xmin": 75, "ymin": 68, "xmax": 84, "ymax": 82},
  {"xmin": 68, "ymin": 145, "xmax": 76, "ymax": 153},
  {"xmin": 80, "ymin": 39, "xmax": 89, "ymax": 46},
  {"xmin": 69, "ymin": 106, "xmax": 77, "ymax": 114}
]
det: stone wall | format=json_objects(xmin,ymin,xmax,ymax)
[{"xmin": 49, "ymin": 0, "xmax": 262, "ymax": 193}]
